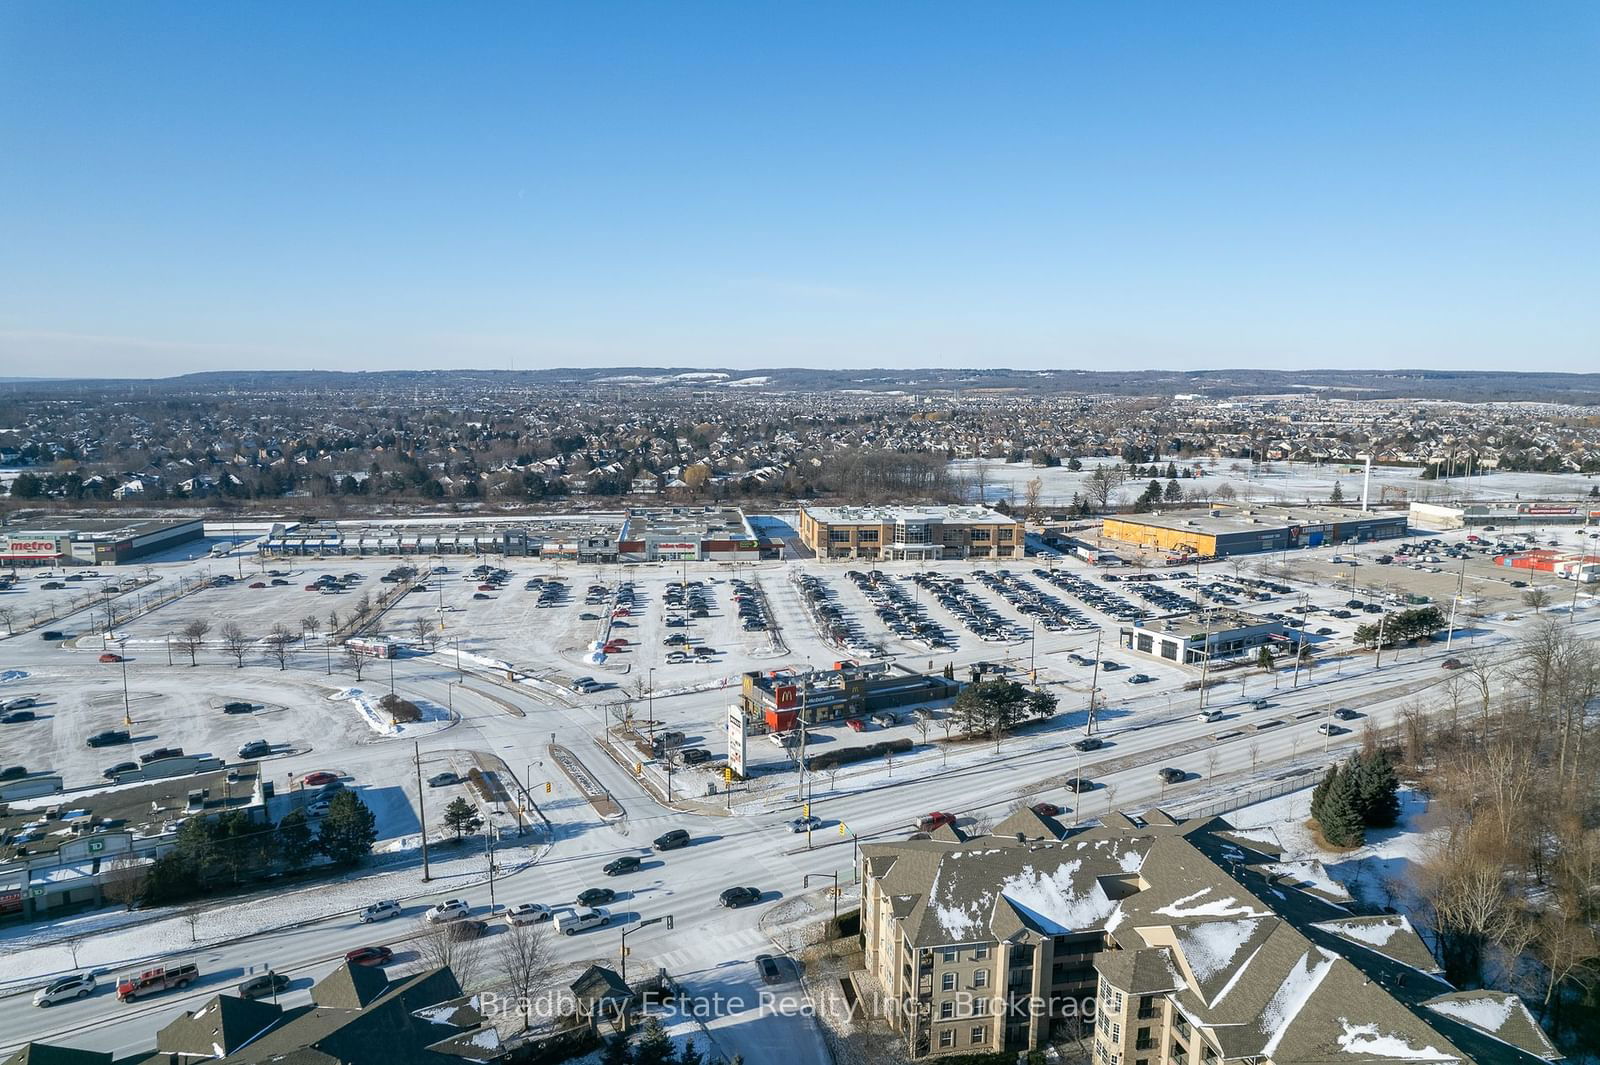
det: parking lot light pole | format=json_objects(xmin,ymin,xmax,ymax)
[{"xmin": 120, "ymin": 644, "xmax": 132, "ymax": 725}]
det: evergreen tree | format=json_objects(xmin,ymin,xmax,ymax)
[
  {"xmin": 1257, "ymin": 646, "xmax": 1274, "ymax": 672},
  {"xmin": 1318, "ymin": 766, "xmax": 1366, "ymax": 847},
  {"xmin": 277, "ymin": 809, "xmax": 317, "ymax": 870},
  {"xmin": 678, "ymin": 1040, "xmax": 704, "ymax": 1065},
  {"xmin": 1330, "ymin": 480, "xmax": 1345, "ymax": 504},
  {"xmin": 443, "ymin": 796, "xmax": 483, "ymax": 839},
  {"xmin": 633, "ymin": 1017, "xmax": 677, "ymax": 1065},
  {"xmin": 1310, "ymin": 764, "xmax": 1338, "ymax": 825},
  {"xmin": 600, "ymin": 1034, "xmax": 632, "ymax": 1065},
  {"xmin": 1164, "ymin": 478, "xmax": 1182, "ymax": 502},
  {"xmin": 1165, "ymin": 461, "xmax": 1179, "ymax": 480},
  {"xmin": 318, "ymin": 792, "xmax": 378, "ymax": 866},
  {"xmin": 1353, "ymin": 750, "xmax": 1401, "ymax": 828}
]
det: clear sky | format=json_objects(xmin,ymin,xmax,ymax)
[{"xmin": 1, "ymin": 1, "xmax": 1595, "ymax": 377}]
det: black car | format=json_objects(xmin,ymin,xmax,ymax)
[
  {"xmin": 140, "ymin": 747, "xmax": 184, "ymax": 763},
  {"xmin": 86, "ymin": 729, "xmax": 131, "ymax": 748},
  {"xmin": 1333, "ymin": 708, "xmax": 1359, "ymax": 721},
  {"xmin": 236, "ymin": 972, "xmax": 290, "ymax": 1000},
  {"xmin": 679, "ymin": 748, "xmax": 712, "ymax": 765},
  {"xmin": 1071, "ymin": 737, "xmax": 1103, "ymax": 752},
  {"xmin": 603, "ymin": 856, "xmax": 642, "ymax": 876},
  {"xmin": 719, "ymin": 886, "xmax": 762, "ymax": 908},
  {"xmin": 102, "ymin": 761, "xmax": 138, "ymax": 779},
  {"xmin": 756, "ymin": 953, "xmax": 784, "ymax": 984},
  {"xmin": 1157, "ymin": 767, "xmax": 1185, "ymax": 784},
  {"xmin": 1063, "ymin": 777, "xmax": 1093, "ymax": 793},
  {"xmin": 238, "ymin": 740, "xmax": 272, "ymax": 759},
  {"xmin": 222, "ymin": 701, "xmax": 254, "ymax": 713},
  {"xmin": 653, "ymin": 829, "xmax": 691, "ymax": 851},
  {"xmin": 40, "ymin": 630, "xmax": 65, "ymax": 641},
  {"xmin": 0, "ymin": 710, "xmax": 37, "ymax": 724},
  {"xmin": 447, "ymin": 919, "xmax": 490, "ymax": 941},
  {"xmin": 0, "ymin": 765, "xmax": 26, "ymax": 781},
  {"xmin": 576, "ymin": 887, "xmax": 616, "ymax": 906}
]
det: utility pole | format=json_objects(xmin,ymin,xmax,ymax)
[
  {"xmin": 120, "ymin": 647, "xmax": 132, "ymax": 726},
  {"xmin": 1374, "ymin": 612, "xmax": 1388, "ymax": 670},
  {"xmin": 484, "ymin": 828, "xmax": 496, "ymax": 909},
  {"xmin": 1086, "ymin": 630, "xmax": 1102, "ymax": 735},
  {"xmin": 414, "ymin": 742, "xmax": 431, "ymax": 881},
  {"xmin": 1445, "ymin": 553, "xmax": 1467, "ymax": 652}
]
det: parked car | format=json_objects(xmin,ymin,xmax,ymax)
[
  {"xmin": 222, "ymin": 701, "xmax": 255, "ymax": 714},
  {"xmin": 428, "ymin": 771, "xmax": 460, "ymax": 787},
  {"xmin": 238, "ymin": 740, "xmax": 272, "ymax": 759},
  {"xmin": 101, "ymin": 761, "xmax": 138, "ymax": 780},
  {"xmin": 1, "ymin": 696, "xmax": 38, "ymax": 711},
  {"xmin": 603, "ymin": 856, "xmax": 643, "ymax": 876},
  {"xmin": 719, "ymin": 886, "xmax": 762, "ymax": 908},
  {"xmin": 424, "ymin": 899, "xmax": 471, "ymax": 923},
  {"xmin": 306, "ymin": 799, "xmax": 332, "ymax": 817},
  {"xmin": 360, "ymin": 900, "xmax": 402, "ymax": 923},
  {"xmin": 1, "ymin": 709, "xmax": 37, "ymax": 724},
  {"xmin": 302, "ymin": 771, "xmax": 338, "ymax": 787},
  {"xmin": 504, "ymin": 903, "xmax": 553, "ymax": 925},
  {"xmin": 653, "ymin": 829, "xmax": 691, "ymax": 851},
  {"xmin": 555, "ymin": 907, "xmax": 610, "ymax": 935},
  {"xmin": 32, "ymin": 972, "xmax": 96, "ymax": 1006},
  {"xmin": 1157, "ymin": 767, "xmax": 1185, "ymax": 784},
  {"xmin": 86, "ymin": 729, "xmax": 131, "ymax": 748},
  {"xmin": 236, "ymin": 972, "xmax": 290, "ymax": 1000},
  {"xmin": 576, "ymin": 887, "xmax": 615, "ymax": 907},
  {"xmin": 345, "ymin": 945, "xmax": 394, "ymax": 967},
  {"xmin": 1127, "ymin": 673, "xmax": 1154, "ymax": 684},
  {"xmin": 140, "ymin": 747, "xmax": 184, "ymax": 763}
]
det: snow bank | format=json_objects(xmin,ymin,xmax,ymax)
[{"xmin": 327, "ymin": 686, "xmax": 451, "ymax": 737}]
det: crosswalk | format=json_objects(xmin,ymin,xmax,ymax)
[{"xmin": 638, "ymin": 924, "xmax": 775, "ymax": 976}]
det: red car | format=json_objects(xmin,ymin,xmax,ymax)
[
  {"xmin": 99, "ymin": 653, "xmax": 124, "ymax": 663},
  {"xmin": 249, "ymin": 581, "xmax": 266, "ymax": 589},
  {"xmin": 845, "ymin": 718, "xmax": 866, "ymax": 732},
  {"xmin": 1031, "ymin": 802, "xmax": 1062, "ymax": 818},
  {"xmin": 345, "ymin": 945, "xmax": 394, "ymax": 967},
  {"xmin": 302, "ymin": 771, "xmax": 339, "ymax": 787},
  {"xmin": 917, "ymin": 811, "xmax": 955, "ymax": 832}
]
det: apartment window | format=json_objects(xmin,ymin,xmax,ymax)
[
  {"xmin": 939, "ymin": 1030, "xmax": 955, "ymax": 1049},
  {"xmin": 1110, "ymin": 1023, "xmax": 1121, "ymax": 1042},
  {"xmin": 973, "ymin": 969, "xmax": 990, "ymax": 988},
  {"xmin": 973, "ymin": 946, "xmax": 990, "ymax": 960},
  {"xmin": 943, "ymin": 948, "xmax": 959, "ymax": 963},
  {"xmin": 973, "ymin": 999, "xmax": 987, "ymax": 1016},
  {"xmin": 1104, "ymin": 989, "xmax": 1123, "ymax": 1013},
  {"xmin": 940, "ymin": 1001, "xmax": 955, "ymax": 1020},
  {"xmin": 942, "ymin": 973, "xmax": 956, "ymax": 992},
  {"xmin": 970, "ymin": 1026, "xmax": 986, "ymax": 1045}
]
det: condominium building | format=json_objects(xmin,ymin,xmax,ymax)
[
  {"xmin": 798, "ymin": 504, "xmax": 1024, "ymax": 560},
  {"xmin": 857, "ymin": 809, "xmax": 1557, "ymax": 1065}
]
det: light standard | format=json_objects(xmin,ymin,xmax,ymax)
[
  {"xmin": 120, "ymin": 642, "xmax": 132, "ymax": 726},
  {"xmin": 805, "ymin": 871, "xmax": 842, "ymax": 923}
]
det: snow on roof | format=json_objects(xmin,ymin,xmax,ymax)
[
  {"xmin": 1153, "ymin": 886, "xmax": 1271, "ymax": 919},
  {"xmin": 1316, "ymin": 915, "xmax": 1412, "ymax": 948},
  {"xmin": 1173, "ymin": 918, "xmax": 1263, "ymax": 982},
  {"xmin": 1334, "ymin": 1020, "xmax": 1455, "ymax": 1060},
  {"xmin": 1424, "ymin": 995, "xmax": 1515, "ymax": 1034},
  {"xmin": 1259, "ymin": 948, "xmax": 1338, "ymax": 1057},
  {"xmin": 1265, "ymin": 859, "xmax": 1353, "ymax": 902},
  {"xmin": 998, "ymin": 860, "xmax": 1117, "ymax": 934}
]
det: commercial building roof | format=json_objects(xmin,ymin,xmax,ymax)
[
  {"xmin": 801, "ymin": 504, "xmax": 1019, "ymax": 526},
  {"xmin": 0, "ymin": 517, "xmax": 203, "ymax": 542},
  {"xmin": 620, "ymin": 505, "xmax": 753, "ymax": 542},
  {"xmin": 1109, "ymin": 505, "xmax": 1404, "ymax": 537}
]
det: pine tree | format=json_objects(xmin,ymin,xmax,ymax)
[
  {"xmin": 633, "ymin": 1017, "xmax": 677, "ymax": 1065},
  {"xmin": 1256, "ymin": 646, "xmax": 1274, "ymax": 672},
  {"xmin": 1330, "ymin": 481, "xmax": 1345, "ymax": 504},
  {"xmin": 318, "ymin": 792, "xmax": 378, "ymax": 866},
  {"xmin": 1318, "ymin": 766, "xmax": 1367, "ymax": 847},
  {"xmin": 1310, "ymin": 764, "xmax": 1338, "ymax": 826},
  {"xmin": 443, "ymin": 796, "xmax": 483, "ymax": 839},
  {"xmin": 600, "ymin": 1034, "xmax": 632, "ymax": 1065},
  {"xmin": 678, "ymin": 1040, "xmax": 704, "ymax": 1065},
  {"xmin": 1354, "ymin": 750, "xmax": 1401, "ymax": 828},
  {"xmin": 277, "ymin": 809, "xmax": 316, "ymax": 870}
]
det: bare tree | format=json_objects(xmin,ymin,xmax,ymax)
[
  {"xmin": 177, "ymin": 619, "xmax": 210, "ymax": 666},
  {"xmin": 344, "ymin": 645, "xmax": 368, "ymax": 681},
  {"xmin": 412, "ymin": 615, "xmax": 434, "ymax": 649},
  {"xmin": 62, "ymin": 934, "xmax": 86, "ymax": 969},
  {"xmin": 1247, "ymin": 741, "xmax": 1261, "ymax": 773},
  {"xmin": 301, "ymin": 615, "xmax": 320, "ymax": 641},
  {"xmin": 221, "ymin": 622, "xmax": 250, "ymax": 668},
  {"xmin": 182, "ymin": 906, "xmax": 204, "ymax": 943},
  {"xmin": 101, "ymin": 856, "xmax": 148, "ymax": 911},
  {"xmin": 1023, "ymin": 476, "xmax": 1043, "ymax": 524},
  {"xmin": 412, "ymin": 921, "xmax": 484, "ymax": 989},
  {"xmin": 494, "ymin": 919, "xmax": 557, "ymax": 1031},
  {"xmin": 1522, "ymin": 587, "xmax": 1552, "ymax": 614},
  {"xmin": 1086, "ymin": 466, "xmax": 1116, "ymax": 511},
  {"xmin": 265, "ymin": 623, "xmax": 294, "ymax": 670},
  {"xmin": 1204, "ymin": 749, "xmax": 1219, "ymax": 782},
  {"xmin": 0, "ymin": 607, "xmax": 14, "ymax": 635},
  {"xmin": 326, "ymin": 609, "xmax": 341, "ymax": 635}
]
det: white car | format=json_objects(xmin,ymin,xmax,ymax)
[
  {"xmin": 360, "ymin": 900, "xmax": 401, "ymax": 923},
  {"xmin": 504, "ymin": 902, "xmax": 553, "ymax": 925},
  {"xmin": 787, "ymin": 815, "xmax": 822, "ymax": 833},
  {"xmin": 306, "ymin": 799, "xmax": 332, "ymax": 818},
  {"xmin": 555, "ymin": 906, "xmax": 610, "ymax": 935},
  {"xmin": 33, "ymin": 972, "xmax": 96, "ymax": 1006},
  {"xmin": 1, "ymin": 696, "xmax": 38, "ymax": 711},
  {"xmin": 1195, "ymin": 710, "xmax": 1223, "ymax": 723},
  {"xmin": 769, "ymin": 731, "xmax": 799, "ymax": 748},
  {"xmin": 424, "ymin": 899, "xmax": 471, "ymax": 923}
]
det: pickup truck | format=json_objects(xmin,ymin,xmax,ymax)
[{"xmin": 117, "ymin": 963, "xmax": 199, "ymax": 1001}]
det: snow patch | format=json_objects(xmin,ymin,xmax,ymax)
[
  {"xmin": 1334, "ymin": 1020, "xmax": 1454, "ymax": 1060},
  {"xmin": 328, "ymin": 686, "xmax": 451, "ymax": 737},
  {"xmin": 1118, "ymin": 850, "xmax": 1143, "ymax": 873},
  {"xmin": 0, "ymin": 669, "xmax": 29, "ymax": 684},
  {"xmin": 1265, "ymin": 859, "xmax": 1353, "ymax": 901},
  {"xmin": 1260, "ymin": 948, "xmax": 1337, "ymax": 1056},
  {"xmin": 1175, "ymin": 918, "xmax": 1262, "ymax": 982},
  {"xmin": 1153, "ymin": 887, "xmax": 1270, "ymax": 919},
  {"xmin": 1315, "ymin": 915, "xmax": 1412, "ymax": 948},
  {"xmin": 997, "ymin": 860, "xmax": 1118, "ymax": 933},
  {"xmin": 1424, "ymin": 995, "xmax": 1515, "ymax": 1033}
]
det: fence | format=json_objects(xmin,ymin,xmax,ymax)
[{"xmin": 1167, "ymin": 767, "xmax": 1325, "ymax": 821}]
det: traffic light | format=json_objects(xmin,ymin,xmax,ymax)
[
  {"xmin": 839, "ymin": 823, "xmax": 847, "ymax": 836},
  {"xmin": 802, "ymin": 803, "xmax": 810, "ymax": 818},
  {"xmin": 544, "ymin": 781, "xmax": 552, "ymax": 794}
]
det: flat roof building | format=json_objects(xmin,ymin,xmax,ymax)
[
  {"xmin": 617, "ymin": 505, "xmax": 760, "ymax": 561},
  {"xmin": 798, "ymin": 504, "xmax": 1023, "ymax": 560},
  {"xmin": 1101, "ymin": 505, "xmax": 1406, "ymax": 558},
  {"xmin": 1118, "ymin": 608, "xmax": 1290, "ymax": 666},
  {"xmin": 0, "ymin": 518, "xmax": 205, "ymax": 567},
  {"xmin": 260, "ymin": 518, "xmax": 622, "ymax": 562}
]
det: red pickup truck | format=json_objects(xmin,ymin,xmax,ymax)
[{"xmin": 117, "ymin": 962, "xmax": 199, "ymax": 1001}]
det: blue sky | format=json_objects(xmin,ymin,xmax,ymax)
[{"xmin": 1, "ymin": 1, "xmax": 1595, "ymax": 376}]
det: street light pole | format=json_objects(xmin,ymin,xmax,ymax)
[{"xmin": 805, "ymin": 871, "xmax": 841, "ymax": 923}]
